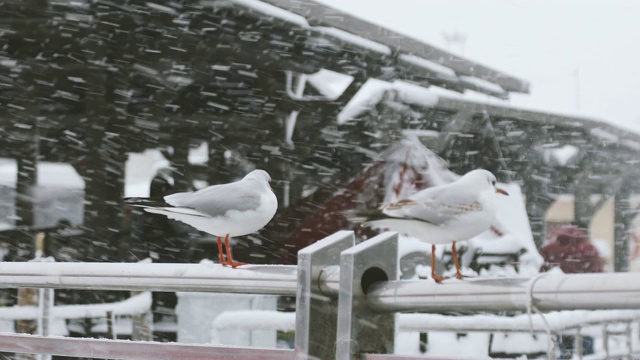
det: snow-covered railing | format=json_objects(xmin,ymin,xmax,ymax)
[
  {"xmin": 210, "ymin": 310, "xmax": 295, "ymax": 344},
  {"xmin": 1, "ymin": 231, "xmax": 640, "ymax": 359},
  {"xmin": 397, "ymin": 312, "xmax": 640, "ymax": 360},
  {"xmin": 0, "ymin": 291, "xmax": 151, "ymax": 321},
  {"xmin": 0, "ymin": 261, "xmax": 300, "ymax": 295},
  {"xmin": 366, "ymin": 272, "xmax": 640, "ymax": 313},
  {"xmin": 208, "ymin": 309, "xmax": 640, "ymax": 359}
]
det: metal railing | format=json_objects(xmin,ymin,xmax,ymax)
[
  {"xmin": 0, "ymin": 261, "xmax": 299, "ymax": 295},
  {"xmin": 0, "ymin": 333, "xmax": 295, "ymax": 360},
  {"xmin": 1, "ymin": 230, "xmax": 640, "ymax": 359}
]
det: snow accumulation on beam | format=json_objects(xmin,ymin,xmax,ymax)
[
  {"xmin": 312, "ymin": 26, "xmax": 391, "ymax": 55},
  {"xmin": 224, "ymin": 0, "xmax": 310, "ymax": 27},
  {"xmin": 460, "ymin": 75, "xmax": 508, "ymax": 98},
  {"xmin": 306, "ymin": 69, "xmax": 354, "ymax": 101},
  {"xmin": 398, "ymin": 54, "xmax": 457, "ymax": 79},
  {"xmin": 337, "ymin": 79, "xmax": 439, "ymax": 124}
]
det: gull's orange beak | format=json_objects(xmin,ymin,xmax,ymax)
[{"xmin": 496, "ymin": 188, "xmax": 509, "ymax": 196}]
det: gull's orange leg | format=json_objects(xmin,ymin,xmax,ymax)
[
  {"xmin": 452, "ymin": 240, "xmax": 467, "ymax": 280},
  {"xmin": 224, "ymin": 234, "xmax": 246, "ymax": 268},
  {"xmin": 431, "ymin": 244, "xmax": 448, "ymax": 283},
  {"xmin": 216, "ymin": 236, "xmax": 228, "ymax": 266}
]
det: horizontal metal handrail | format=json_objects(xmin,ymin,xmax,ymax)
[
  {"xmin": 367, "ymin": 273, "xmax": 640, "ymax": 313},
  {"xmin": 2, "ymin": 262, "xmax": 640, "ymax": 314},
  {"xmin": 0, "ymin": 262, "xmax": 299, "ymax": 295},
  {"xmin": 0, "ymin": 333, "xmax": 295, "ymax": 360}
]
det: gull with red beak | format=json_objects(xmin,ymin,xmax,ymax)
[{"xmin": 355, "ymin": 169, "xmax": 508, "ymax": 283}]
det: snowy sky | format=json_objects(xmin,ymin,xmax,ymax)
[{"xmin": 314, "ymin": 0, "xmax": 640, "ymax": 132}]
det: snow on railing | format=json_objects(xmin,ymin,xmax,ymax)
[
  {"xmin": 0, "ymin": 291, "xmax": 151, "ymax": 320},
  {"xmin": 210, "ymin": 310, "xmax": 295, "ymax": 344},
  {"xmin": 207, "ymin": 308, "xmax": 640, "ymax": 359},
  {"xmin": 0, "ymin": 261, "xmax": 299, "ymax": 295}
]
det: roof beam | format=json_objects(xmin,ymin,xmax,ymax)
[{"xmin": 259, "ymin": 0, "xmax": 530, "ymax": 94}]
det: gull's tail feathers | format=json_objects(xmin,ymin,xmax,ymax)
[
  {"xmin": 343, "ymin": 208, "xmax": 389, "ymax": 225},
  {"xmin": 124, "ymin": 197, "xmax": 171, "ymax": 208}
]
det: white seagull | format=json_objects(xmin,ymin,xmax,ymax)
[
  {"xmin": 353, "ymin": 169, "xmax": 508, "ymax": 282},
  {"xmin": 127, "ymin": 169, "xmax": 278, "ymax": 267}
]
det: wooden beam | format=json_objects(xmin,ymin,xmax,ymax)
[{"xmin": 259, "ymin": 0, "xmax": 529, "ymax": 93}]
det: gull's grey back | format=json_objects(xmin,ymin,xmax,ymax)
[{"xmin": 165, "ymin": 176, "xmax": 263, "ymax": 217}]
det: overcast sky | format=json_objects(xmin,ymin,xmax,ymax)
[{"xmin": 315, "ymin": 0, "xmax": 640, "ymax": 132}]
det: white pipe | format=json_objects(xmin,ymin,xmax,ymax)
[
  {"xmin": 0, "ymin": 291, "xmax": 152, "ymax": 320},
  {"xmin": 368, "ymin": 273, "xmax": 640, "ymax": 313},
  {"xmin": 0, "ymin": 262, "xmax": 298, "ymax": 295}
]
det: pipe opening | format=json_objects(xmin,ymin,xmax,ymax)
[{"xmin": 361, "ymin": 267, "xmax": 388, "ymax": 295}]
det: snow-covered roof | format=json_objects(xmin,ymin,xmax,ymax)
[
  {"xmin": 205, "ymin": 0, "xmax": 528, "ymax": 99},
  {"xmin": 256, "ymin": 0, "xmax": 529, "ymax": 94},
  {"xmin": 335, "ymin": 76, "xmax": 640, "ymax": 152}
]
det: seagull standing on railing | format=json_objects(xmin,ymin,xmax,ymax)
[
  {"xmin": 126, "ymin": 169, "xmax": 278, "ymax": 268},
  {"xmin": 351, "ymin": 169, "xmax": 508, "ymax": 283}
]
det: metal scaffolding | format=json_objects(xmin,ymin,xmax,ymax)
[{"xmin": 1, "ymin": 231, "xmax": 640, "ymax": 359}]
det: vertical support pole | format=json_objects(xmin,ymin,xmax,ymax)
[
  {"xmin": 614, "ymin": 189, "xmax": 631, "ymax": 272},
  {"xmin": 336, "ymin": 232, "xmax": 398, "ymax": 359},
  {"xmin": 106, "ymin": 311, "xmax": 115, "ymax": 340},
  {"xmin": 12, "ymin": 66, "xmax": 38, "ymax": 230},
  {"xmin": 575, "ymin": 327, "xmax": 583, "ymax": 360},
  {"xmin": 603, "ymin": 324, "xmax": 609, "ymax": 358},
  {"xmin": 626, "ymin": 321, "xmax": 632, "ymax": 357},
  {"xmin": 131, "ymin": 291, "xmax": 153, "ymax": 342},
  {"xmin": 295, "ymin": 231, "xmax": 355, "ymax": 360}
]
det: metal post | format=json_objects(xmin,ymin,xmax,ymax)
[
  {"xmin": 626, "ymin": 321, "xmax": 632, "ymax": 358},
  {"xmin": 575, "ymin": 327, "xmax": 583, "ymax": 360},
  {"xmin": 614, "ymin": 189, "xmax": 632, "ymax": 272},
  {"xmin": 336, "ymin": 232, "xmax": 398, "ymax": 359},
  {"xmin": 294, "ymin": 231, "xmax": 355, "ymax": 359},
  {"xmin": 131, "ymin": 291, "xmax": 153, "ymax": 341},
  {"xmin": 107, "ymin": 311, "xmax": 115, "ymax": 340},
  {"xmin": 603, "ymin": 324, "xmax": 609, "ymax": 358}
]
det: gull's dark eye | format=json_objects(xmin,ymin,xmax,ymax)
[{"xmin": 491, "ymin": 180, "xmax": 496, "ymax": 186}]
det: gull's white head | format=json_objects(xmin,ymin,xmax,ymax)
[
  {"xmin": 244, "ymin": 169, "xmax": 272, "ymax": 184},
  {"xmin": 460, "ymin": 169, "xmax": 509, "ymax": 196}
]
